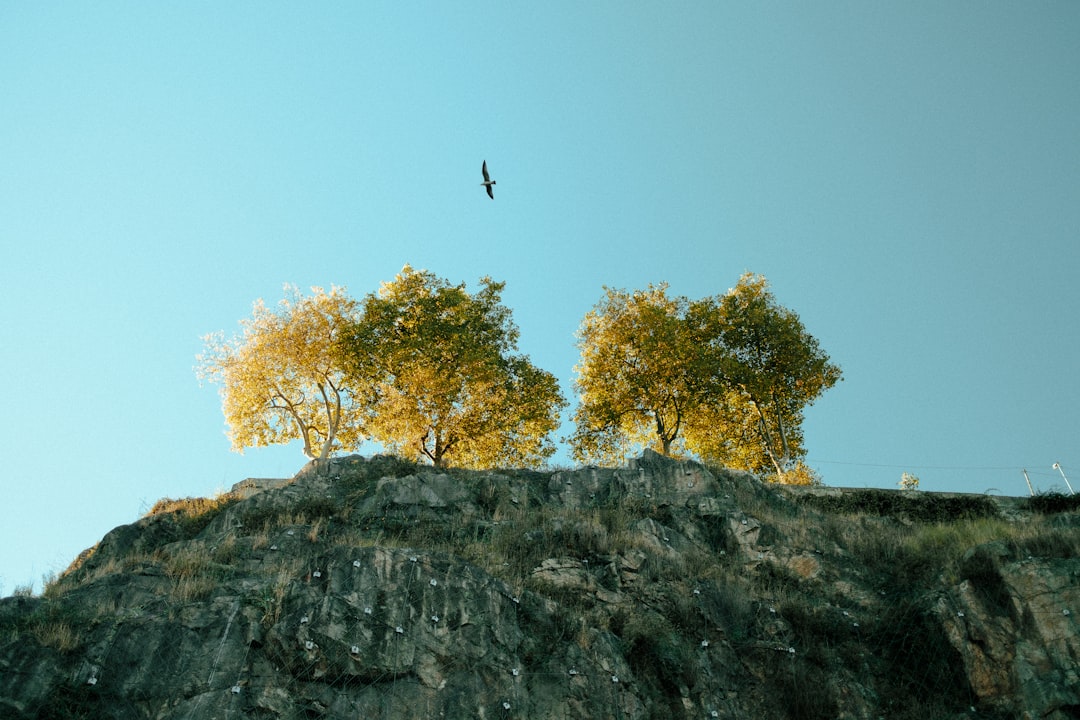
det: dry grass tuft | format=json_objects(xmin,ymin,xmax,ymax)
[
  {"xmin": 30, "ymin": 618, "xmax": 81, "ymax": 653},
  {"xmin": 147, "ymin": 493, "xmax": 234, "ymax": 519},
  {"xmin": 146, "ymin": 493, "xmax": 238, "ymax": 538},
  {"xmin": 169, "ymin": 574, "xmax": 218, "ymax": 603},
  {"xmin": 212, "ymin": 535, "xmax": 240, "ymax": 564}
]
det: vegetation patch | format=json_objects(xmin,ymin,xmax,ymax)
[
  {"xmin": 336, "ymin": 454, "xmax": 418, "ymax": 494},
  {"xmin": 0, "ymin": 597, "xmax": 86, "ymax": 654},
  {"xmin": 795, "ymin": 489, "xmax": 999, "ymax": 522},
  {"xmin": 146, "ymin": 494, "xmax": 238, "ymax": 538},
  {"xmin": 873, "ymin": 594, "xmax": 974, "ymax": 718},
  {"xmin": 29, "ymin": 683, "xmax": 103, "ymax": 720},
  {"xmin": 768, "ymin": 651, "xmax": 839, "ymax": 720},
  {"xmin": 1009, "ymin": 525, "xmax": 1080, "ymax": 559},
  {"xmin": 617, "ymin": 610, "xmax": 696, "ymax": 713},
  {"xmin": 240, "ymin": 494, "xmax": 339, "ymax": 532},
  {"xmin": 1025, "ymin": 491, "xmax": 1080, "ymax": 515}
]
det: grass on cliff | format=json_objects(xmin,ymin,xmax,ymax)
[
  {"xmin": 145, "ymin": 493, "xmax": 239, "ymax": 537},
  {"xmin": 743, "ymin": 482, "xmax": 1080, "ymax": 718},
  {"xmin": 0, "ymin": 596, "xmax": 87, "ymax": 655}
]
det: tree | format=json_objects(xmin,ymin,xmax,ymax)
[
  {"xmin": 197, "ymin": 285, "xmax": 368, "ymax": 461},
  {"xmin": 337, "ymin": 265, "xmax": 566, "ymax": 469},
  {"xmin": 570, "ymin": 273, "xmax": 841, "ymax": 478},
  {"xmin": 685, "ymin": 273, "xmax": 842, "ymax": 475},
  {"xmin": 569, "ymin": 284, "xmax": 701, "ymax": 464}
]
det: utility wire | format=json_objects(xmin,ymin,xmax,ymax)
[{"xmin": 809, "ymin": 459, "xmax": 1068, "ymax": 475}]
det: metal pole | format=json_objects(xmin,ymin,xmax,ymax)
[
  {"xmin": 1052, "ymin": 463, "xmax": 1075, "ymax": 495},
  {"xmin": 1022, "ymin": 469, "xmax": 1034, "ymax": 496}
]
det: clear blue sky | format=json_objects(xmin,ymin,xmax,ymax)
[{"xmin": 3, "ymin": 3, "xmax": 1078, "ymax": 593}]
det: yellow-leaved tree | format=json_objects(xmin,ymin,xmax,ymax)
[
  {"xmin": 337, "ymin": 265, "xmax": 566, "ymax": 468},
  {"xmin": 197, "ymin": 285, "xmax": 369, "ymax": 461},
  {"xmin": 571, "ymin": 273, "xmax": 841, "ymax": 481},
  {"xmin": 684, "ymin": 273, "xmax": 842, "ymax": 476},
  {"xmin": 569, "ymin": 284, "xmax": 702, "ymax": 464}
]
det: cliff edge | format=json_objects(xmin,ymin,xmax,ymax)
[{"xmin": 1, "ymin": 452, "xmax": 1077, "ymax": 719}]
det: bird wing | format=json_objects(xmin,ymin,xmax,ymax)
[
  {"xmin": 486, "ymin": 184, "xmax": 494, "ymax": 199},
  {"xmin": 482, "ymin": 160, "xmax": 490, "ymax": 182}
]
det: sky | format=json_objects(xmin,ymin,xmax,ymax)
[{"xmin": 2, "ymin": 3, "xmax": 1078, "ymax": 594}]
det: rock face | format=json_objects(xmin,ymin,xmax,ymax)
[
  {"xmin": 935, "ymin": 542, "xmax": 1080, "ymax": 717},
  {"xmin": 1, "ymin": 451, "xmax": 1078, "ymax": 719}
]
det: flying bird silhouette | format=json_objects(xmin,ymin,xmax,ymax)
[{"xmin": 481, "ymin": 160, "xmax": 496, "ymax": 199}]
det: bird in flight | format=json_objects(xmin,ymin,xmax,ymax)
[{"xmin": 481, "ymin": 160, "xmax": 496, "ymax": 199}]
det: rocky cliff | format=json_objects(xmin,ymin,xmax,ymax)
[{"xmin": 2, "ymin": 452, "xmax": 1078, "ymax": 719}]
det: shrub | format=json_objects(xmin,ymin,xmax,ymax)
[
  {"xmin": 795, "ymin": 490, "xmax": 998, "ymax": 522},
  {"xmin": 1026, "ymin": 491, "xmax": 1080, "ymax": 515}
]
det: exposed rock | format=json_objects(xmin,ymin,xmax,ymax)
[
  {"xmin": 230, "ymin": 477, "xmax": 291, "ymax": 500},
  {"xmin": 366, "ymin": 472, "xmax": 476, "ymax": 510},
  {"xmin": 531, "ymin": 557, "xmax": 596, "ymax": 592},
  {"xmin": 1, "ymin": 451, "xmax": 1077, "ymax": 719},
  {"xmin": 934, "ymin": 543, "xmax": 1080, "ymax": 719}
]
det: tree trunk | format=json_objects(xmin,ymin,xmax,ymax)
[
  {"xmin": 654, "ymin": 411, "xmax": 676, "ymax": 456},
  {"xmin": 315, "ymin": 381, "xmax": 340, "ymax": 462},
  {"xmin": 751, "ymin": 400, "xmax": 785, "ymax": 475},
  {"xmin": 654, "ymin": 404, "xmax": 681, "ymax": 457}
]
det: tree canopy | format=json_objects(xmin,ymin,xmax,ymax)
[
  {"xmin": 197, "ymin": 266, "xmax": 838, "ymax": 480},
  {"xmin": 568, "ymin": 284, "xmax": 701, "ymax": 464},
  {"xmin": 337, "ymin": 265, "xmax": 567, "ymax": 469},
  {"xmin": 686, "ymin": 273, "xmax": 842, "ymax": 474},
  {"xmin": 571, "ymin": 273, "xmax": 841, "ymax": 477},
  {"xmin": 196, "ymin": 285, "xmax": 368, "ymax": 461}
]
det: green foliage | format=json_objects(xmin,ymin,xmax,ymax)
[
  {"xmin": 1009, "ymin": 525, "xmax": 1080, "ymax": 559},
  {"xmin": 29, "ymin": 683, "xmax": 105, "ymax": 720},
  {"xmin": 1025, "ymin": 490, "xmax": 1080, "ymax": 514},
  {"xmin": 617, "ymin": 610, "xmax": 696, "ymax": 710},
  {"xmin": 494, "ymin": 510, "xmax": 614, "ymax": 576},
  {"xmin": 795, "ymin": 489, "xmax": 998, "ymax": 522},
  {"xmin": 338, "ymin": 265, "xmax": 566, "ymax": 469}
]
